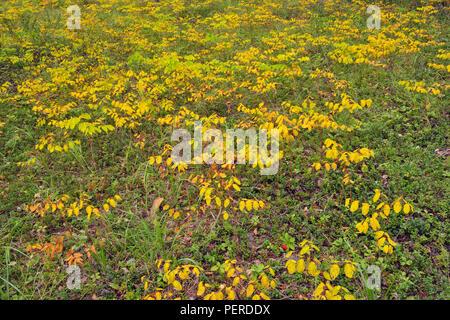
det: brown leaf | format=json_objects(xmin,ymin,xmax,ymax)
[{"xmin": 149, "ymin": 197, "xmax": 164, "ymax": 220}]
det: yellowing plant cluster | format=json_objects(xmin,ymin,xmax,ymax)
[
  {"xmin": 346, "ymin": 189, "xmax": 413, "ymax": 254},
  {"xmin": 143, "ymin": 259, "xmax": 276, "ymax": 300},
  {"xmin": 284, "ymin": 240, "xmax": 356, "ymax": 300}
]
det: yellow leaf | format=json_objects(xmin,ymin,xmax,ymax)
[
  {"xmin": 345, "ymin": 198, "xmax": 351, "ymax": 207},
  {"xmin": 370, "ymin": 215, "xmax": 380, "ymax": 230},
  {"xmin": 109, "ymin": 199, "xmax": 116, "ymax": 208},
  {"xmin": 246, "ymin": 284, "xmax": 255, "ymax": 298},
  {"xmin": 239, "ymin": 201, "xmax": 245, "ymax": 212},
  {"xmin": 224, "ymin": 199, "xmax": 230, "ymax": 208},
  {"xmin": 308, "ymin": 261, "xmax": 320, "ymax": 277},
  {"xmin": 260, "ymin": 292, "xmax": 270, "ymax": 300},
  {"xmin": 344, "ymin": 264, "xmax": 355, "ymax": 278},
  {"xmin": 313, "ymin": 282, "xmax": 324, "ymax": 296},
  {"xmin": 387, "ymin": 234, "xmax": 397, "ymax": 246},
  {"xmin": 227, "ymin": 290, "xmax": 236, "ymax": 300},
  {"xmin": 393, "ymin": 201, "xmax": 402, "ymax": 213},
  {"xmin": 296, "ymin": 259, "xmax": 305, "ymax": 273},
  {"xmin": 403, "ymin": 203, "xmax": 411, "ymax": 214},
  {"xmin": 172, "ymin": 280, "xmax": 182, "ymax": 291},
  {"xmin": 329, "ymin": 264, "xmax": 340, "ymax": 280},
  {"xmin": 300, "ymin": 245, "xmax": 310, "ymax": 256},
  {"xmin": 270, "ymin": 280, "xmax": 276, "ymax": 289},
  {"xmin": 261, "ymin": 275, "xmax": 269, "ymax": 288},
  {"xmin": 166, "ymin": 270, "xmax": 175, "ymax": 283},
  {"xmin": 252, "ymin": 294, "xmax": 260, "ymax": 300},
  {"xmin": 286, "ymin": 259, "xmax": 296, "ymax": 274},
  {"xmin": 197, "ymin": 282, "xmax": 205, "ymax": 296},
  {"xmin": 246, "ymin": 200, "xmax": 252, "ymax": 211},
  {"xmin": 376, "ymin": 235, "xmax": 386, "ymax": 247},
  {"xmin": 373, "ymin": 189, "xmax": 381, "ymax": 202},
  {"xmin": 383, "ymin": 204, "xmax": 390, "ymax": 216},
  {"xmin": 223, "ymin": 211, "xmax": 229, "ymax": 220},
  {"xmin": 350, "ymin": 200, "xmax": 359, "ymax": 212}
]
